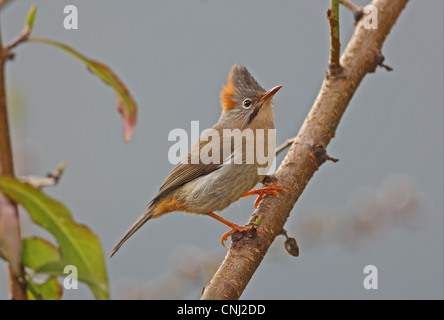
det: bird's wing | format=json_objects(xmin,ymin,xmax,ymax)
[
  {"xmin": 154, "ymin": 162, "xmax": 220, "ymax": 200},
  {"xmin": 150, "ymin": 128, "xmax": 225, "ymax": 203}
]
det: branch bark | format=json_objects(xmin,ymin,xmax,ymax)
[
  {"xmin": 201, "ymin": 0, "xmax": 409, "ymax": 300},
  {"xmin": 0, "ymin": 20, "xmax": 27, "ymax": 300}
]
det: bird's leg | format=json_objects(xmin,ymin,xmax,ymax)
[
  {"xmin": 206, "ymin": 212, "xmax": 255, "ymax": 248},
  {"xmin": 240, "ymin": 185, "xmax": 287, "ymax": 208},
  {"xmin": 206, "ymin": 185, "xmax": 286, "ymax": 248}
]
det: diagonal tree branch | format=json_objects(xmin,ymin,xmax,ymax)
[{"xmin": 201, "ymin": 0, "xmax": 409, "ymax": 300}]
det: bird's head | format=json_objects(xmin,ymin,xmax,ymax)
[{"xmin": 220, "ymin": 65, "xmax": 282, "ymax": 128}]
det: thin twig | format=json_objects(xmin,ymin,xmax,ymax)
[
  {"xmin": 201, "ymin": 0, "xmax": 409, "ymax": 300},
  {"xmin": 3, "ymin": 26, "xmax": 31, "ymax": 61},
  {"xmin": 339, "ymin": 0, "xmax": 360, "ymax": 13},
  {"xmin": 3, "ymin": 5, "xmax": 36, "ymax": 60},
  {"xmin": 327, "ymin": 0, "xmax": 343, "ymax": 76},
  {"xmin": 275, "ymin": 137, "xmax": 296, "ymax": 156},
  {"xmin": 21, "ymin": 161, "xmax": 67, "ymax": 188},
  {"xmin": 340, "ymin": 0, "xmax": 365, "ymax": 23},
  {"xmin": 5, "ymin": 32, "xmax": 28, "ymax": 52}
]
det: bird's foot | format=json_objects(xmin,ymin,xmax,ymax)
[
  {"xmin": 205, "ymin": 212, "xmax": 264, "ymax": 248},
  {"xmin": 241, "ymin": 185, "xmax": 287, "ymax": 208},
  {"xmin": 221, "ymin": 224, "xmax": 259, "ymax": 248}
]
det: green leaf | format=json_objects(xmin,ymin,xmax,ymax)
[
  {"xmin": 34, "ymin": 260, "xmax": 108, "ymax": 296},
  {"xmin": 22, "ymin": 237, "xmax": 61, "ymax": 270},
  {"xmin": 23, "ymin": 5, "xmax": 37, "ymax": 36},
  {"xmin": 0, "ymin": 177, "xmax": 109, "ymax": 300},
  {"xmin": 29, "ymin": 37, "xmax": 137, "ymax": 142},
  {"xmin": 27, "ymin": 276, "xmax": 62, "ymax": 300},
  {"xmin": 22, "ymin": 237, "xmax": 63, "ymax": 300}
]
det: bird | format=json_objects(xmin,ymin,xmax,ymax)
[{"xmin": 110, "ymin": 65, "xmax": 285, "ymax": 257}]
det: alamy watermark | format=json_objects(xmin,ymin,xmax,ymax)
[
  {"xmin": 63, "ymin": 265, "xmax": 78, "ymax": 290},
  {"xmin": 363, "ymin": 265, "xmax": 378, "ymax": 290},
  {"xmin": 363, "ymin": 5, "xmax": 378, "ymax": 30},
  {"xmin": 63, "ymin": 5, "xmax": 78, "ymax": 30},
  {"xmin": 63, "ymin": 4, "xmax": 378, "ymax": 31},
  {"xmin": 168, "ymin": 121, "xmax": 276, "ymax": 175}
]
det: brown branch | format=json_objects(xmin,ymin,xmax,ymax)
[
  {"xmin": 0, "ymin": 22, "xmax": 27, "ymax": 299},
  {"xmin": 201, "ymin": 0, "xmax": 409, "ymax": 300}
]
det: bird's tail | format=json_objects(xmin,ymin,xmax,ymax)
[{"xmin": 109, "ymin": 205, "xmax": 154, "ymax": 258}]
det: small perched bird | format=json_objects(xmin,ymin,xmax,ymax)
[{"xmin": 110, "ymin": 65, "xmax": 284, "ymax": 257}]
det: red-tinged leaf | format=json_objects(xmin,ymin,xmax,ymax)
[
  {"xmin": 87, "ymin": 59, "xmax": 137, "ymax": 142},
  {"xmin": 29, "ymin": 37, "xmax": 137, "ymax": 142}
]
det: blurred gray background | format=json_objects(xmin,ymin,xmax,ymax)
[{"xmin": 0, "ymin": 0, "xmax": 442, "ymax": 299}]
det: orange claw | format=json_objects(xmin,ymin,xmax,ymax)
[
  {"xmin": 241, "ymin": 185, "xmax": 288, "ymax": 208},
  {"xmin": 206, "ymin": 212, "xmax": 257, "ymax": 248},
  {"xmin": 221, "ymin": 224, "xmax": 255, "ymax": 248}
]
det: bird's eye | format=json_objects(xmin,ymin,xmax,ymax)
[{"xmin": 242, "ymin": 99, "xmax": 252, "ymax": 109}]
